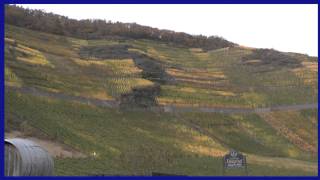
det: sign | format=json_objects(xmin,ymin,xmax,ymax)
[
  {"xmin": 222, "ymin": 150, "xmax": 248, "ymax": 175},
  {"xmin": 223, "ymin": 150, "xmax": 246, "ymax": 168}
]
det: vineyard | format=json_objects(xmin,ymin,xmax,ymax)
[
  {"xmin": 5, "ymin": 91, "xmax": 317, "ymax": 176},
  {"xmin": 5, "ymin": 24, "xmax": 317, "ymax": 108},
  {"xmin": 4, "ymin": 24, "xmax": 318, "ymax": 176}
]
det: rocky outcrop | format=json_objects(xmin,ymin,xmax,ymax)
[
  {"xmin": 79, "ymin": 44, "xmax": 133, "ymax": 59},
  {"xmin": 119, "ymin": 84, "xmax": 161, "ymax": 109},
  {"xmin": 78, "ymin": 44, "xmax": 174, "ymax": 109}
]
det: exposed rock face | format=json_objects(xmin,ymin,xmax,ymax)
[
  {"xmin": 132, "ymin": 54, "xmax": 174, "ymax": 84},
  {"xmin": 119, "ymin": 84, "xmax": 161, "ymax": 109},
  {"xmin": 242, "ymin": 49, "xmax": 302, "ymax": 69},
  {"xmin": 79, "ymin": 44, "xmax": 133, "ymax": 59},
  {"xmin": 119, "ymin": 53, "xmax": 174, "ymax": 109},
  {"xmin": 78, "ymin": 44, "xmax": 174, "ymax": 109}
]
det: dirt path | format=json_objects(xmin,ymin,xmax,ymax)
[
  {"xmin": 5, "ymin": 130, "xmax": 87, "ymax": 158},
  {"xmin": 246, "ymin": 154, "xmax": 317, "ymax": 172},
  {"xmin": 6, "ymin": 86, "xmax": 318, "ymax": 172},
  {"xmin": 6, "ymin": 85, "xmax": 317, "ymax": 114},
  {"xmin": 6, "ymin": 85, "xmax": 118, "ymax": 108}
]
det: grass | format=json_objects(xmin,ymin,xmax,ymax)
[
  {"xmin": 5, "ymin": 66, "xmax": 22, "ymax": 87},
  {"xmin": 129, "ymin": 39, "xmax": 317, "ymax": 107},
  {"xmin": 4, "ymin": 24, "xmax": 318, "ymax": 176},
  {"xmin": 5, "ymin": 24, "xmax": 84, "ymax": 58},
  {"xmin": 178, "ymin": 112, "xmax": 316, "ymax": 161},
  {"xmin": 5, "ymin": 24, "xmax": 317, "ymax": 107},
  {"xmin": 258, "ymin": 110, "xmax": 318, "ymax": 154},
  {"xmin": 5, "ymin": 25, "xmax": 154, "ymax": 100},
  {"xmin": 158, "ymin": 84, "xmax": 250, "ymax": 108},
  {"xmin": 5, "ymin": 91, "xmax": 317, "ymax": 176}
]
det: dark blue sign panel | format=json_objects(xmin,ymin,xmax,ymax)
[{"xmin": 223, "ymin": 150, "xmax": 246, "ymax": 169}]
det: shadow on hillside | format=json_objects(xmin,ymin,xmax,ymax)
[
  {"xmin": 241, "ymin": 49, "xmax": 302, "ymax": 70},
  {"xmin": 78, "ymin": 44, "xmax": 175, "ymax": 109}
]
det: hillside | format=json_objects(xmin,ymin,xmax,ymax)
[
  {"xmin": 4, "ymin": 6, "xmax": 318, "ymax": 176},
  {"xmin": 5, "ymin": 5, "xmax": 235, "ymax": 51}
]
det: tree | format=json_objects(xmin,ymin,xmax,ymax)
[{"xmin": 5, "ymin": 5, "xmax": 236, "ymax": 51}]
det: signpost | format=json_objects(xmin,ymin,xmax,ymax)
[{"xmin": 222, "ymin": 150, "xmax": 248, "ymax": 176}]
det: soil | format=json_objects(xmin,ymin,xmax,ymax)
[{"xmin": 5, "ymin": 130, "xmax": 87, "ymax": 159}]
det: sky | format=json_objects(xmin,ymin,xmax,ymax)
[{"xmin": 18, "ymin": 4, "xmax": 318, "ymax": 56}]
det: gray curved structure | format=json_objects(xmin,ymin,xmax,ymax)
[{"xmin": 5, "ymin": 138, "xmax": 54, "ymax": 176}]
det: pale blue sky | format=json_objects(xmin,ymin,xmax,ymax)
[{"xmin": 19, "ymin": 4, "xmax": 318, "ymax": 56}]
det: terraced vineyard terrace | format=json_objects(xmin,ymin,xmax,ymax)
[
  {"xmin": 4, "ymin": 7, "xmax": 318, "ymax": 176},
  {"xmin": 5, "ymin": 90, "xmax": 318, "ymax": 175}
]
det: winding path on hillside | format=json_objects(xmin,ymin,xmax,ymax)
[
  {"xmin": 6, "ymin": 85, "xmax": 318, "ymax": 172},
  {"xmin": 5, "ymin": 85, "xmax": 318, "ymax": 114}
]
